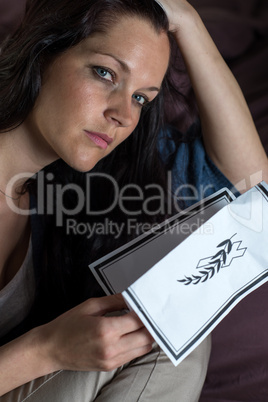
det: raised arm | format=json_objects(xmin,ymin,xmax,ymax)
[{"xmin": 159, "ymin": 0, "xmax": 268, "ymax": 190}]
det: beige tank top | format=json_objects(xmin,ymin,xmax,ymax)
[{"xmin": 0, "ymin": 242, "xmax": 35, "ymax": 338}]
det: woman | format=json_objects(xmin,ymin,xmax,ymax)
[{"xmin": 0, "ymin": 0, "xmax": 267, "ymax": 400}]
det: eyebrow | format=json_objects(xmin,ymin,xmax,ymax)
[{"xmin": 92, "ymin": 51, "xmax": 160, "ymax": 93}]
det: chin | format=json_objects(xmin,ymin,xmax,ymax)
[
  {"xmin": 64, "ymin": 147, "xmax": 111, "ymax": 173},
  {"xmin": 67, "ymin": 156, "xmax": 99, "ymax": 173},
  {"xmin": 70, "ymin": 162, "xmax": 97, "ymax": 173}
]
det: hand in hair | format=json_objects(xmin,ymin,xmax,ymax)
[{"xmin": 154, "ymin": 0, "xmax": 194, "ymax": 32}]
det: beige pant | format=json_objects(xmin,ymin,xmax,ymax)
[{"xmin": 1, "ymin": 337, "xmax": 211, "ymax": 402}]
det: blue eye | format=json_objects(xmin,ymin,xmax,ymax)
[
  {"xmin": 94, "ymin": 67, "xmax": 114, "ymax": 82},
  {"xmin": 132, "ymin": 94, "xmax": 148, "ymax": 106}
]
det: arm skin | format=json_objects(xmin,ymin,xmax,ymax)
[
  {"xmin": 160, "ymin": 0, "xmax": 268, "ymax": 191},
  {"xmin": 0, "ymin": 295, "xmax": 153, "ymax": 396}
]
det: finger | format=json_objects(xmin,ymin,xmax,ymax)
[
  {"xmin": 80, "ymin": 294, "xmax": 127, "ymax": 316},
  {"xmin": 106, "ymin": 310, "xmax": 146, "ymax": 335},
  {"xmin": 120, "ymin": 327, "xmax": 155, "ymax": 351}
]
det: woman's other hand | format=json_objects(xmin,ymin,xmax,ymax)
[
  {"xmin": 155, "ymin": 0, "xmax": 195, "ymax": 32},
  {"xmin": 39, "ymin": 294, "xmax": 154, "ymax": 373}
]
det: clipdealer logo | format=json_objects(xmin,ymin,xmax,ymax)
[
  {"xmin": 66, "ymin": 217, "xmax": 213, "ymax": 239},
  {"xmin": 4, "ymin": 171, "xmax": 215, "ymax": 226}
]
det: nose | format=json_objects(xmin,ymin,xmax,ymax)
[{"xmin": 104, "ymin": 91, "xmax": 134, "ymax": 128}]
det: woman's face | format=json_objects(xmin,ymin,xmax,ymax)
[{"xmin": 25, "ymin": 15, "xmax": 170, "ymax": 172}]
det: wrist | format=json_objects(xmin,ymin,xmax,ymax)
[
  {"xmin": 30, "ymin": 323, "xmax": 61, "ymax": 374},
  {"xmin": 169, "ymin": 6, "xmax": 217, "ymax": 65},
  {"xmin": 167, "ymin": 1, "xmax": 200, "ymax": 34},
  {"xmin": 0, "ymin": 326, "xmax": 58, "ymax": 396}
]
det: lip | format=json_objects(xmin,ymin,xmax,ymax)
[{"xmin": 84, "ymin": 131, "xmax": 113, "ymax": 150}]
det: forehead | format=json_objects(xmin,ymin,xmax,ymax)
[{"xmin": 79, "ymin": 15, "xmax": 170, "ymax": 84}]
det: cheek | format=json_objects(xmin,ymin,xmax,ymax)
[
  {"xmin": 118, "ymin": 117, "xmax": 139, "ymax": 145},
  {"xmin": 124, "ymin": 117, "xmax": 139, "ymax": 141},
  {"xmin": 52, "ymin": 73, "xmax": 102, "ymax": 114},
  {"xmin": 131, "ymin": 108, "xmax": 143, "ymax": 131}
]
